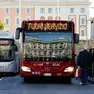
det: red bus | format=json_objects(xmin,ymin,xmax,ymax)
[{"xmin": 15, "ymin": 20, "xmax": 79, "ymax": 83}]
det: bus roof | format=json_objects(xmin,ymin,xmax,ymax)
[
  {"xmin": 23, "ymin": 20, "xmax": 73, "ymax": 23},
  {"xmin": 0, "ymin": 31, "xmax": 14, "ymax": 39}
]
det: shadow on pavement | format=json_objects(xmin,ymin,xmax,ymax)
[{"xmin": 22, "ymin": 77, "xmax": 73, "ymax": 85}]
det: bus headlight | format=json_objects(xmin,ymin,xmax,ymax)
[
  {"xmin": 21, "ymin": 66, "xmax": 31, "ymax": 72},
  {"xmin": 64, "ymin": 67, "xmax": 74, "ymax": 72}
]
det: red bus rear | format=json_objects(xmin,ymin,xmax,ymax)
[{"xmin": 15, "ymin": 20, "xmax": 79, "ymax": 83}]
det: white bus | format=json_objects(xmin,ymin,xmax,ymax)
[{"xmin": 0, "ymin": 31, "xmax": 20, "ymax": 76}]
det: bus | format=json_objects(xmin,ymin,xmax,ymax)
[
  {"xmin": 0, "ymin": 31, "xmax": 20, "ymax": 76},
  {"xmin": 15, "ymin": 20, "xmax": 79, "ymax": 83}
]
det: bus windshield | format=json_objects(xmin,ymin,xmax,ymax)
[
  {"xmin": 0, "ymin": 40, "xmax": 15, "ymax": 61},
  {"xmin": 24, "ymin": 32, "xmax": 72, "ymax": 61}
]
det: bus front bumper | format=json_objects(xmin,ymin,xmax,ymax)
[{"xmin": 20, "ymin": 66, "xmax": 75, "ymax": 77}]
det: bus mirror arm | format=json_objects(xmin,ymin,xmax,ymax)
[
  {"xmin": 14, "ymin": 44, "xmax": 18, "ymax": 52},
  {"xmin": 74, "ymin": 33, "xmax": 79, "ymax": 44},
  {"xmin": 15, "ymin": 28, "xmax": 22, "ymax": 39}
]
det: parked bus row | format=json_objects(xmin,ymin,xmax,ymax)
[{"xmin": 0, "ymin": 20, "xmax": 79, "ymax": 83}]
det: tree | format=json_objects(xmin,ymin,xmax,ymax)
[{"xmin": 0, "ymin": 20, "xmax": 6, "ymax": 30}]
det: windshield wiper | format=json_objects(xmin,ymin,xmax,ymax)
[
  {"xmin": 56, "ymin": 56, "xmax": 71, "ymax": 61},
  {"xmin": 24, "ymin": 56, "xmax": 71, "ymax": 61}
]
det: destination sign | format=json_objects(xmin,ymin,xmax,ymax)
[
  {"xmin": 0, "ymin": 40, "xmax": 9, "ymax": 44},
  {"xmin": 24, "ymin": 21, "xmax": 73, "ymax": 31}
]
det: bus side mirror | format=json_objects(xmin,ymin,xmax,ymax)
[
  {"xmin": 15, "ymin": 28, "xmax": 22, "ymax": 39},
  {"xmin": 74, "ymin": 33, "xmax": 79, "ymax": 43},
  {"xmin": 14, "ymin": 44, "xmax": 18, "ymax": 52},
  {"xmin": 11, "ymin": 40, "xmax": 14, "ymax": 44}
]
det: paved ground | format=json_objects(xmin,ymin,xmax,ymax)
[
  {"xmin": 87, "ymin": 77, "xmax": 94, "ymax": 84},
  {"xmin": 0, "ymin": 76, "xmax": 94, "ymax": 94}
]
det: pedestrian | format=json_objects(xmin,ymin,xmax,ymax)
[
  {"xmin": 77, "ymin": 45, "xmax": 92, "ymax": 85},
  {"xmin": 91, "ymin": 48, "xmax": 94, "ymax": 77},
  {"xmin": 91, "ymin": 48, "xmax": 94, "ymax": 63},
  {"xmin": 0, "ymin": 74, "xmax": 3, "ymax": 80},
  {"xmin": 88, "ymin": 48, "xmax": 93, "ymax": 78}
]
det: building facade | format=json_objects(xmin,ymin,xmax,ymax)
[{"xmin": 0, "ymin": 0, "xmax": 92, "ymax": 40}]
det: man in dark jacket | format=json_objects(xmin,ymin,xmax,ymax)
[
  {"xmin": 91, "ymin": 49, "xmax": 94, "ymax": 63},
  {"xmin": 77, "ymin": 46, "xmax": 92, "ymax": 85},
  {"xmin": 0, "ymin": 74, "xmax": 3, "ymax": 80},
  {"xmin": 88, "ymin": 48, "xmax": 94, "ymax": 78}
]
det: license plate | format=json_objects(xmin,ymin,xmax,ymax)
[{"xmin": 44, "ymin": 73, "xmax": 52, "ymax": 76}]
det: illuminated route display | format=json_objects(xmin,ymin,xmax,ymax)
[
  {"xmin": 24, "ymin": 21, "xmax": 73, "ymax": 31},
  {"xmin": 0, "ymin": 40, "xmax": 9, "ymax": 44}
]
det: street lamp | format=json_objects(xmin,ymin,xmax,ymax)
[
  {"xmin": 91, "ymin": 19, "xmax": 94, "ymax": 40},
  {"xmin": 84, "ymin": 19, "xmax": 93, "ymax": 48},
  {"xmin": 83, "ymin": 20, "xmax": 88, "ymax": 48},
  {"xmin": 84, "ymin": 19, "xmax": 94, "ymax": 48}
]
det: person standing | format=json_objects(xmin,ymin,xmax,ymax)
[
  {"xmin": 91, "ymin": 48, "xmax": 94, "ymax": 77},
  {"xmin": 91, "ymin": 49, "xmax": 94, "ymax": 63},
  {"xmin": 77, "ymin": 46, "xmax": 92, "ymax": 85},
  {"xmin": 88, "ymin": 48, "xmax": 94, "ymax": 78},
  {"xmin": 88, "ymin": 48, "xmax": 93, "ymax": 78},
  {"xmin": 0, "ymin": 74, "xmax": 3, "ymax": 80}
]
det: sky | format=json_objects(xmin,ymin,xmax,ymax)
[{"xmin": 90, "ymin": 0, "xmax": 94, "ymax": 2}]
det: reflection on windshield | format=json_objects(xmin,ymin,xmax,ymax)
[
  {"xmin": 24, "ymin": 32, "xmax": 72, "ymax": 61},
  {"xmin": 0, "ymin": 45, "xmax": 14, "ymax": 61}
]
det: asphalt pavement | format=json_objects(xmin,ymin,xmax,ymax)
[{"xmin": 0, "ymin": 76, "xmax": 94, "ymax": 94}]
